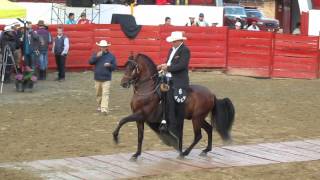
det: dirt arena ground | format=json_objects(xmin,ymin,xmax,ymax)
[{"xmin": 1, "ymin": 71, "xmax": 320, "ymax": 180}]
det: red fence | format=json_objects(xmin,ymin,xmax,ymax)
[
  {"xmin": 2, "ymin": 24, "xmax": 319, "ymax": 79},
  {"xmin": 227, "ymin": 30, "xmax": 273, "ymax": 77}
]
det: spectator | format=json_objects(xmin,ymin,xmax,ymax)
[
  {"xmin": 292, "ymin": 22, "xmax": 301, "ymax": 35},
  {"xmin": 235, "ymin": 21, "xmax": 242, "ymax": 30},
  {"xmin": 52, "ymin": 26, "xmax": 69, "ymax": 82},
  {"xmin": 89, "ymin": 40, "xmax": 117, "ymax": 115},
  {"xmin": 186, "ymin": 17, "xmax": 196, "ymax": 26},
  {"xmin": 23, "ymin": 21, "xmax": 40, "ymax": 70},
  {"xmin": 35, "ymin": 20, "xmax": 52, "ymax": 80},
  {"xmin": 247, "ymin": 20, "xmax": 260, "ymax": 31},
  {"xmin": 66, "ymin": 13, "xmax": 76, "ymax": 24},
  {"xmin": 12, "ymin": 23, "xmax": 23, "ymax": 72},
  {"xmin": 196, "ymin": 13, "xmax": 209, "ymax": 27},
  {"xmin": 78, "ymin": 13, "xmax": 90, "ymax": 24},
  {"xmin": 156, "ymin": 0, "xmax": 171, "ymax": 5},
  {"xmin": 164, "ymin": 17, "xmax": 171, "ymax": 26},
  {"xmin": 0, "ymin": 26, "xmax": 17, "ymax": 83}
]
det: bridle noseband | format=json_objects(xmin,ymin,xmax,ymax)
[{"xmin": 123, "ymin": 60, "xmax": 140, "ymax": 85}]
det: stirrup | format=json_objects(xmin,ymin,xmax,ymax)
[{"xmin": 159, "ymin": 120, "xmax": 168, "ymax": 133}]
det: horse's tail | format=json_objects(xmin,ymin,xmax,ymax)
[{"xmin": 211, "ymin": 96, "xmax": 235, "ymax": 142}]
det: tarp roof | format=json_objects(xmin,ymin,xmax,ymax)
[{"xmin": 0, "ymin": 0, "xmax": 26, "ymax": 19}]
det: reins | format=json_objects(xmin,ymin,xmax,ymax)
[
  {"xmin": 133, "ymin": 73, "xmax": 160, "ymax": 96},
  {"xmin": 125, "ymin": 58, "xmax": 160, "ymax": 96}
]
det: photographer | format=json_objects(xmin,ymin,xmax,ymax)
[{"xmin": 0, "ymin": 26, "xmax": 18, "ymax": 83}]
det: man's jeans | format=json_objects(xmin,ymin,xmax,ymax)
[{"xmin": 38, "ymin": 51, "xmax": 48, "ymax": 70}]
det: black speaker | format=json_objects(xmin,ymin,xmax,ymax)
[{"xmin": 66, "ymin": 0, "xmax": 93, "ymax": 7}]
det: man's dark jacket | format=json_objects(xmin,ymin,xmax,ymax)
[
  {"xmin": 166, "ymin": 43, "xmax": 190, "ymax": 89},
  {"xmin": 89, "ymin": 51, "xmax": 117, "ymax": 81}
]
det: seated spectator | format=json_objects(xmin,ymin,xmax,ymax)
[
  {"xmin": 196, "ymin": 13, "xmax": 209, "ymax": 27},
  {"xmin": 156, "ymin": 0, "xmax": 171, "ymax": 4},
  {"xmin": 292, "ymin": 22, "xmax": 301, "ymax": 35},
  {"xmin": 66, "ymin": 13, "xmax": 76, "ymax": 24},
  {"xmin": 78, "ymin": 13, "xmax": 91, "ymax": 24},
  {"xmin": 247, "ymin": 20, "xmax": 260, "ymax": 31},
  {"xmin": 186, "ymin": 17, "xmax": 196, "ymax": 26},
  {"xmin": 164, "ymin": 17, "xmax": 171, "ymax": 26},
  {"xmin": 235, "ymin": 21, "xmax": 242, "ymax": 30}
]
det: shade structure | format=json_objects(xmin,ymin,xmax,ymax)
[{"xmin": 0, "ymin": 0, "xmax": 26, "ymax": 19}]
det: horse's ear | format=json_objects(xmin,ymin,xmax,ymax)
[{"xmin": 129, "ymin": 51, "xmax": 135, "ymax": 60}]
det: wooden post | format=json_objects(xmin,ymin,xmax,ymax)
[
  {"xmin": 269, "ymin": 32, "xmax": 276, "ymax": 78},
  {"xmin": 225, "ymin": 27, "xmax": 230, "ymax": 72},
  {"xmin": 317, "ymin": 32, "xmax": 320, "ymax": 78}
]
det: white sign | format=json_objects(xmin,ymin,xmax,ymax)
[
  {"xmin": 308, "ymin": 10, "xmax": 320, "ymax": 36},
  {"xmin": 0, "ymin": 3, "xmax": 223, "ymax": 27}
]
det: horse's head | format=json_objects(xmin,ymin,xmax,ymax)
[
  {"xmin": 121, "ymin": 55, "xmax": 141, "ymax": 88},
  {"xmin": 121, "ymin": 54, "xmax": 158, "ymax": 88}
]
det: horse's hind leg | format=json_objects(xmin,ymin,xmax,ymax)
[
  {"xmin": 181, "ymin": 117, "xmax": 202, "ymax": 156},
  {"xmin": 200, "ymin": 120, "xmax": 213, "ymax": 156}
]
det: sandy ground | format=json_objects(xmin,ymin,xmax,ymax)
[{"xmin": 0, "ymin": 71, "xmax": 320, "ymax": 179}]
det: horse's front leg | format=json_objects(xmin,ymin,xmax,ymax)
[
  {"xmin": 130, "ymin": 121, "xmax": 144, "ymax": 161},
  {"xmin": 113, "ymin": 113, "xmax": 142, "ymax": 144}
]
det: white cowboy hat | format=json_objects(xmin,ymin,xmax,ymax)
[
  {"xmin": 96, "ymin": 40, "xmax": 111, "ymax": 47},
  {"xmin": 166, "ymin": 31, "xmax": 187, "ymax": 43}
]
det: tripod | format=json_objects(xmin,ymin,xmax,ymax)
[{"xmin": 0, "ymin": 45, "xmax": 18, "ymax": 94}]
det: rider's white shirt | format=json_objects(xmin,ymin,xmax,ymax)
[{"xmin": 166, "ymin": 42, "xmax": 183, "ymax": 77}]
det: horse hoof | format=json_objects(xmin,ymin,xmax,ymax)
[
  {"xmin": 223, "ymin": 138, "xmax": 233, "ymax": 145},
  {"xmin": 177, "ymin": 154, "xmax": 185, "ymax": 159},
  {"xmin": 130, "ymin": 154, "xmax": 140, "ymax": 161},
  {"xmin": 129, "ymin": 156, "xmax": 138, "ymax": 162},
  {"xmin": 113, "ymin": 134, "xmax": 119, "ymax": 144},
  {"xmin": 199, "ymin": 151, "xmax": 207, "ymax": 157}
]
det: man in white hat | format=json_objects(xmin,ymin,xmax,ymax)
[
  {"xmin": 157, "ymin": 31, "xmax": 190, "ymax": 149},
  {"xmin": 89, "ymin": 40, "xmax": 117, "ymax": 115}
]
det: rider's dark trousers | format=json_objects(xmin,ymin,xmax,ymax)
[{"xmin": 166, "ymin": 87, "xmax": 185, "ymax": 140}]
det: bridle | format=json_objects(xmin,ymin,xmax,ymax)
[
  {"xmin": 123, "ymin": 60, "xmax": 140, "ymax": 85},
  {"xmin": 123, "ymin": 59, "xmax": 159, "ymax": 96}
]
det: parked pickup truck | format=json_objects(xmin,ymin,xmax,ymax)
[{"xmin": 245, "ymin": 7, "xmax": 279, "ymax": 31}]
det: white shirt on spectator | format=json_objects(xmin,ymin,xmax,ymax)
[
  {"xmin": 247, "ymin": 25, "xmax": 260, "ymax": 31},
  {"xmin": 292, "ymin": 28, "xmax": 301, "ymax": 35},
  {"xmin": 196, "ymin": 21, "xmax": 209, "ymax": 27}
]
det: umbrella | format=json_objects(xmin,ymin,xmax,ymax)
[{"xmin": 0, "ymin": 0, "xmax": 26, "ymax": 19}]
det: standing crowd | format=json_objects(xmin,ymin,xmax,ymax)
[{"xmin": 0, "ymin": 20, "xmax": 70, "ymax": 83}]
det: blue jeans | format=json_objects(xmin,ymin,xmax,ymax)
[
  {"xmin": 38, "ymin": 51, "xmax": 48, "ymax": 70},
  {"xmin": 24, "ymin": 52, "xmax": 38, "ymax": 70}
]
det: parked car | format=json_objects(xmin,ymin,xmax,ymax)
[
  {"xmin": 223, "ymin": 6, "xmax": 248, "ymax": 29},
  {"xmin": 245, "ymin": 7, "xmax": 279, "ymax": 31}
]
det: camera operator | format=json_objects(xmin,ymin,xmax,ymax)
[{"xmin": 0, "ymin": 26, "xmax": 18, "ymax": 83}]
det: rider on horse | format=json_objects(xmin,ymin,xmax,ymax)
[{"xmin": 157, "ymin": 31, "xmax": 190, "ymax": 146}]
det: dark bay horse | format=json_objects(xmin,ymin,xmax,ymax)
[{"xmin": 112, "ymin": 53, "xmax": 235, "ymax": 160}]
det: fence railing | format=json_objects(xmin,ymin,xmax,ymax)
[{"xmin": 2, "ymin": 24, "xmax": 319, "ymax": 79}]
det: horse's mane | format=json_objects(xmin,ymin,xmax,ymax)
[{"xmin": 136, "ymin": 53, "xmax": 158, "ymax": 75}]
